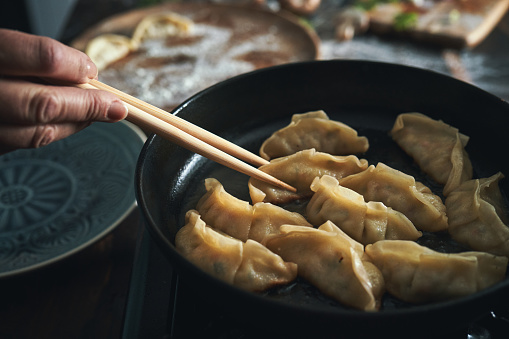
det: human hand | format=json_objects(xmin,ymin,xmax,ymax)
[{"xmin": 0, "ymin": 29, "xmax": 128, "ymax": 154}]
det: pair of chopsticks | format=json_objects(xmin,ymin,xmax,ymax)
[{"xmin": 78, "ymin": 79, "xmax": 296, "ymax": 192}]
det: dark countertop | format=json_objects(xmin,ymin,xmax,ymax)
[
  {"xmin": 0, "ymin": 210, "xmax": 140, "ymax": 339},
  {"xmin": 0, "ymin": 1, "xmax": 508, "ymax": 339}
]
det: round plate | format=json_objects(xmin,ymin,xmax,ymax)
[
  {"xmin": 0, "ymin": 121, "xmax": 145, "ymax": 277},
  {"xmin": 71, "ymin": 2, "xmax": 319, "ymax": 110}
]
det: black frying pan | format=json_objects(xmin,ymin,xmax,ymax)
[{"xmin": 135, "ymin": 60, "xmax": 509, "ymax": 338}]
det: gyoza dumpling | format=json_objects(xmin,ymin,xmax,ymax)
[
  {"xmin": 176, "ymin": 210, "xmax": 242, "ymax": 283},
  {"xmin": 196, "ymin": 178, "xmax": 253, "ymax": 241},
  {"xmin": 85, "ymin": 34, "xmax": 136, "ymax": 71},
  {"xmin": 338, "ymin": 163, "xmax": 448, "ymax": 232},
  {"xmin": 390, "ymin": 113, "xmax": 473, "ymax": 196},
  {"xmin": 176, "ymin": 210, "xmax": 297, "ymax": 292},
  {"xmin": 365, "ymin": 240, "xmax": 508, "ymax": 304},
  {"xmin": 250, "ymin": 202, "xmax": 312, "ymax": 243},
  {"xmin": 196, "ymin": 178, "xmax": 311, "ymax": 242},
  {"xmin": 249, "ymin": 149, "xmax": 368, "ymax": 204},
  {"xmin": 131, "ymin": 12, "xmax": 194, "ymax": 46},
  {"xmin": 264, "ymin": 222, "xmax": 385, "ymax": 311},
  {"xmin": 446, "ymin": 172, "xmax": 509, "ymax": 257},
  {"xmin": 259, "ymin": 110, "xmax": 369, "ymax": 160},
  {"xmin": 307, "ymin": 175, "xmax": 422, "ymax": 244}
]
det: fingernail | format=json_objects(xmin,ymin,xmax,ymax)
[
  {"xmin": 107, "ymin": 101, "xmax": 128, "ymax": 121},
  {"xmin": 37, "ymin": 126, "xmax": 56, "ymax": 148},
  {"xmin": 87, "ymin": 60, "xmax": 98, "ymax": 79}
]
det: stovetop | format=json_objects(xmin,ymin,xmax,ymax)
[{"xmin": 122, "ymin": 225, "xmax": 509, "ymax": 339}]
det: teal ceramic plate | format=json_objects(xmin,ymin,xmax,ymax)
[{"xmin": 0, "ymin": 121, "xmax": 146, "ymax": 277}]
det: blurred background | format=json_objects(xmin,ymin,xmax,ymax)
[
  {"xmin": 0, "ymin": 0, "xmax": 138, "ymax": 40},
  {"xmin": 1, "ymin": 0, "xmax": 508, "ymax": 103}
]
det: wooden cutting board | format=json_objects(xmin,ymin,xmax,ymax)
[{"xmin": 364, "ymin": 0, "xmax": 509, "ymax": 48}]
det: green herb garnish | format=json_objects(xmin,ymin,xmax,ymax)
[{"xmin": 393, "ymin": 12, "xmax": 418, "ymax": 31}]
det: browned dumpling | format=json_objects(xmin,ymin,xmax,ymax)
[
  {"xmin": 338, "ymin": 163, "xmax": 448, "ymax": 232},
  {"xmin": 390, "ymin": 113, "xmax": 473, "ymax": 196},
  {"xmin": 196, "ymin": 178, "xmax": 311, "ymax": 242},
  {"xmin": 264, "ymin": 222, "xmax": 385, "ymax": 311},
  {"xmin": 259, "ymin": 110, "xmax": 369, "ymax": 160},
  {"xmin": 307, "ymin": 175, "xmax": 422, "ymax": 244},
  {"xmin": 365, "ymin": 240, "xmax": 508, "ymax": 304},
  {"xmin": 176, "ymin": 210, "xmax": 297, "ymax": 292},
  {"xmin": 446, "ymin": 172, "xmax": 509, "ymax": 257},
  {"xmin": 249, "ymin": 148, "xmax": 368, "ymax": 204}
]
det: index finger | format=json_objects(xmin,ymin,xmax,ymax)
[{"xmin": 0, "ymin": 29, "xmax": 97, "ymax": 83}]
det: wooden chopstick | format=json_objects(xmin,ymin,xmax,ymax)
[
  {"xmin": 89, "ymin": 79, "xmax": 269, "ymax": 168},
  {"xmin": 77, "ymin": 82, "xmax": 296, "ymax": 193}
]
